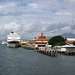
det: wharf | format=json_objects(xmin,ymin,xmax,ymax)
[
  {"xmin": 21, "ymin": 44, "xmax": 56, "ymax": 56},
  {"xmin": 21, "ymin": 45, "xmax": 36, "ymax": 50},
  {"xmin": 65, "ymin": 50, "xmax": 75, "ymax": 55},
  {"xmin": 21, "ymin": 44, "xmax": 75, "ymax": 56},
  {"xmin": 56, "ymin": 50, "xmax": 75, "ymax": 55},
  {"xmin": 37, "ymin": 48, "xmax": 56, "ymax": 56},
  {"xmin": 21, "ymin": 44, "xmax": 38, "ymax": 50}
]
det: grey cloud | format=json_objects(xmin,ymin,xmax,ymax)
[
  {"xmin": 43, "ymin": 23, "xmax": 69, "ymax": 32},
  {"xmin": 0, "ymin": 12, "xmax": 24, "ymax": 16},
  {"xmin": 0, "ymin": 0, "xmax": 75, "ymax": 40},
  {"xmin": 70, "ymin": 24, "xmax": 75, "ymax": 30},
  {"xmin": 6, "ymin": 12, "xmax": 24, "ymax": 16},
  {"xmin": 0, "ymin": 21, "xmax": 73, "ymax": 40},
  {"xmin": 20, "ymin": 21, "xmax": 70, "ymax": 33}
]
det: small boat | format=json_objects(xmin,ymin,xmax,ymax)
[{"xmin": 2, "ymin": 41, "xmax": 7, "ymax": 45}]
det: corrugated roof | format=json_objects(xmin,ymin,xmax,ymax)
[{"xmin": 66, "ymin": 41, "xmax": 75, "ymax": 43}]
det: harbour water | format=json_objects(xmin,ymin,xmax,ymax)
[{"xmin": 0, "ymin": 44, "xmax": 75, "ymax": 75}]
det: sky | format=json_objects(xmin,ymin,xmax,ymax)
[{"xmin": 0, "ymin": 0, "xmax": 75, "ymax": 40}]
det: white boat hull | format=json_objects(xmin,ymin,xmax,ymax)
[
  {"xmin": 7, "ymin": 44, "xmax": 18, "ymax": 48},
  {"xmin": 7, "ymin": 41, "xmax": 21, "ymax": 48}
]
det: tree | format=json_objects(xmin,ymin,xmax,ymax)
[
  {"xmin": 72, "ymin": 42, "xmax": 75, "ymax": 45},
  {"xmin": 48, "ymin": 35, "xmax": 66, "ymax": 47}
]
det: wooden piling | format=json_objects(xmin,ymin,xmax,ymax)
[{"xmin": 37, "ymin": 49, "xmax": 56, "ymax": 56}]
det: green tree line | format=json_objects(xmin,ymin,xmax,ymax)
[{"xmin": 48, "ymin": 35, "xmax": 67, "ymax": 47}]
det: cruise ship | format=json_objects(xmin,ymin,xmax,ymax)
[{"xmin": 7, "ymin": 32, "xmax": 21, "ymax": 47}]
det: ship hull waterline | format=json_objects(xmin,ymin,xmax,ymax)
[{"xmin": 7, "ymin": 41, "xmax": 21, "ymax": 48}]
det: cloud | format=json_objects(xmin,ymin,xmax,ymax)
[
  {"xmin": 0, "ymin": 12, "xmax": 24, "ymax": 16},
  {"xmin": 0, "ymin": 0, "xmax": 75, "ymax": 40},
  {"xmin": 70, "ymin": 24, "xmax": 75, "ymax": 31},
  {"xmin": 20, "ymin": 21, "xmax": 72, "ymax": 38},
  {"xmin": 55, "ymin": 11, "xmax": 72, "ymax": 16},
  {"xmin": 0, "ymin": 20, "xmax": 74, "ymax": 40},
  {"xmin": 0, "ymin": 5, "xmax": 3, "ymax": 9},
  {"xmin": 4, "ymin": 22, "xmax": 20, "ymax": 31},
  {"xmin": 28, "ymin": 3, "xmax": 38, "ymax": 8}
]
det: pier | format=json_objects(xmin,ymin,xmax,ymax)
[
  {"xmin": 21, "ymin": 43, "xmax": 38, "ymax": 50},
  {"xmin": 65, "ymin": 50, "xmax": 75, "ymax": 55},
  {"xmin": 37, "ymin": 47, "xmax": 56, "ymax": 56},
  {"xmin": 21, "ymin": 43, "xmax": 56, "ymax": 56},
  {"xmin": 21, "ymin": 43, "xmax": 75, "ymax": 56}
]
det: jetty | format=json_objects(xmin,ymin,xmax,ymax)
[
  {"xmin": 37, "ymin": 47, "xmax": 56, "ymax": 56},
  {"xmin": 21, "ymin": 43, "xmax": 38, "ymax": 50},
  {"xmin": 37, "ymin": 49, "xmax": 56, "ymax": 56},
  {"xmin": 65, "ymin": 50, "xmax": 75, "ymax": 55},
  {"xmin": 55, "ymin": 45, "xmax": 75, "ymax": 55},
  {"xmin": 21, "ymin": 43, "xmax": 56, "ymax": 56}
]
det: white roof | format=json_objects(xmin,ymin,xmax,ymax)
[
  {"xmin": 67, "ymin": 38, "xmax": 75, "ymax": 41},
  {"xmin": 56, "ymin": 45, "xmax": 75, "ymax": 48}
]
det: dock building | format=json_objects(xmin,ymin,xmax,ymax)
[
  {"xmin": 66, "ymin": 38, "xmax": 75, "ymax": 44},
  {"xmin": 28, "ymin": 33, "xmax": 49, "ymax": 48}
]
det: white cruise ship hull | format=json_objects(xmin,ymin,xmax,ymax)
[{"xmin": 7, "ymin": 41, "xmax": 21, "ymax": 48}]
